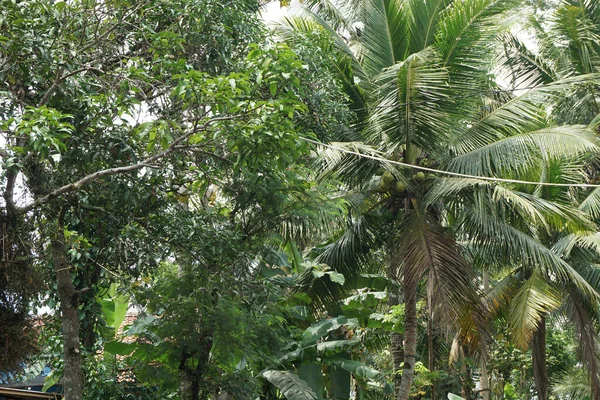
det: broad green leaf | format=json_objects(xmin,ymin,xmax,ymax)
[
  {"xmin": 42, "ymin": 372, "xmax": 61, "ymax": 392},
  {"xmin": 302, "ymin": 316, "xmax": 359, "ymax": 344},
  {"xmin": 99, "ymin": 283, "xmax": 129, "ymax": 334},
  {"xmin": 262, "ymin": 370, "xmax": 318, "ymax": 400},
  {"xmin": 326, "ymin": 271, "xmax": 345, "ymax": 285},
  {"xmin": 104, "ymin": 341, "xmax": 137, "ymax": 356},
  {"xmin": 316, "ymin": 338, "xmax": 360, "ymax": 353},
  {"xmin": 331, "ymin": 359, "xmax": 385, "ymax": 383}
]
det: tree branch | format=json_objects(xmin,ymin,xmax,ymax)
[
  {"xmin": 3, "ymin": 169, "xmax": 17, "ymax": 219},
  {"xmin": 38, "ymin": 66, "xmax": 105, "ymax": 107},
  {"xmin": 18, "ymin": 115, "xmax": 239, "ymax": 213},
  {"xmin": 173, "ymin": 145, "xmax": 233, "ymax": 164}
]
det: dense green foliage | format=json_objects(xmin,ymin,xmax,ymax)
[{"xmin": 2, "ymin": 0, "xmax": 600, "ymax": 400}]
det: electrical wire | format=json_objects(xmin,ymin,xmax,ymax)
[
  {"xmin": 348, "ymin": 82, "xmax": 591, "ymax": 112},
  {"xmin": 300, "ymin": 137, "xmax": 600, "ymax": 188}
]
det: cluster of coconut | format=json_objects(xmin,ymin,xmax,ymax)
[{"xmin": 377, "ymin": 169, "xmax": 433, "ymax": 193}]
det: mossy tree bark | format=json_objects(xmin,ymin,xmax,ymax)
[{"xmin": 51, "ymin": 227, "xmax": 84, "ymax": 400}]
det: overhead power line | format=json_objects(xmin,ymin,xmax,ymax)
[
  {"xmin": 300, "ymin": 137, "xmax": 600, "ymax": 188},
  {"xmin": 351, "ymin": 83, "xmax": 585, "ymax": 111}
]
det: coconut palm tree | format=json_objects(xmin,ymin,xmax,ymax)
[
  {"xmin": 482, "ymin": 1, "xmax": 600, "ymax": 396},
  {"xmin": 275, "ymin": 0, "xmax": 600, "ymax": 398},
  {"xmin": 440, "ymin": 153, "xmax": 600, "ymax": 399}
]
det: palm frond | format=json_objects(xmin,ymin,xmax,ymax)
[
  {"xmin": 550, "ymin": 0, "xmax": 600, "ymax": 74},
  {"xmin": 573, "ymin": 264, "xmax": 600, "ymax": 293},
  {"xmin": 509, "ymin": 269, "xmax": 560, "ymax": 349},
  {"xmin": 436, "ymin": 0, "xmax": 517, "ymax": 87},
  {"xmin": 448, "ymin": 125, "xmax": 598, "ymax": 176},
  {"xmin": 458, "ymin": 208, "xmax": 600, "ymax": 304},
  {"xmin": 565, "ymin": 287, "xmax": 600, "ymax": 399},
  {"xmin": 359, "ymin": 0, "xmax": 409, "ymax": 73},
  {"xmin": 448, "ymin": 74, "xmax": 600, "ymax": 159},
  {"xmin": 368, "ymin": 47, "xmax": 450, "ymax": 155},
  {"xmin": 274, "ymin": 9, "xmax": 370, "ymax": 115},
  {"xmin": 300, "ymin": 0, "xmax": 359, "ymax": 33},
  {"xmin": 315, "ymin": 141, "xmax": 406, "ymax": 188},
  {"xmin": 399, "ymin": 210, "xmax": 486, "ymax": 334},
  {"xmin": 427, "ymin": 178, "xmax": 595, "ymax": 233},
  {"xmin": 552, "ymin": 368, "xmax": 593, "ymax": 400},
  {"xmin": 496, "ymin": 33, "xmax": 557, "ymax": 89},
  {"xmin": 404, "ymin": 0, "xmax": 451, "ymax": 52},
  {"xmin": 553, "ymin": 232, "xmax": 600, "ymax": 258},
  {"xmin": 580, "ymin": 187, "xmax": 600, "ymax": 219},
  {"xmin": 294, "ymin": 265, "xmax": 347, "ymax": 315},
  {"xmin": 485, "ymin": 272, "xmax": 520, "ymax": 318},
  {"xmin": 314, "ymin": 214, "xmax": 378, "ymax": 281}
]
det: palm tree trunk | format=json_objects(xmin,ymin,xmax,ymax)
[
  {"xmin": 427, "ymin": 272, "xmax": 435, "ymax": 400},
  {"xmin": 52, "ymin": 228, "xmax": 84, "ymax": 400},
  {"xmin": 390, "ymin": 301, "xmax": 404, "ymax": 397},
  {"xmin": 480, "ymin": 269, "xmax": 490, "ymax": 400},
  {"xmin": 397, "ymin": 279, "xmax": 417, "ymax": 400},
  {"xmin": 532, "ymin": 315, "xmax": 549, "ymax": 400},
  {"xmin": 388, "ymin": 251, "xmax": 404, "ymax": 397}
]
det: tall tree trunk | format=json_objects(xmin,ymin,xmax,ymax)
[
  {"xmin": 179, "ymin": 333, "xmax": 213, "ymax": 400},
  {"xmin": 532, "ymin": 315, "xmax": 549, "ymax": 400},
  {"xmin": 388, "ymin": 252, "xmax": 404, "ymax": 397},
  {"xmin": 179, "ymin": 366, "xmax": 200, "ymax": 400},
  {"xmin": 52, "ymin": 227, "xmax": 84, "ymax": 400},
  {"xmin": 427, "ymin": 271, "xmax": 435, "ymax": 400},
  {"xmin": 480, "ymin": 269, "xmax": 490, "ymax": 400},
  {"xmin": 397, "ymin": 279, "xmax": 417, "ymax": 400}
]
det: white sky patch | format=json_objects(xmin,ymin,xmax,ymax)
[{"xmin": 260, "ymin": 1, "xmax": 289, "ymax": 22}]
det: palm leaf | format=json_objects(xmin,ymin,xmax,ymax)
[
  {"xmin": 448, "ymin": 125, "xmax": 598, "ymax": 176},
  {"xmin": 427, "ymin": 178, "xmax": 595, "ymax": 233},
  {"xmin": 485, "ymin": 272, "xmax": 520, "ymax": 318},
  {"xmin": 368, "ymin": 47, "xmax": 450, "ymax": 156},
  {"xmin": 359, "ymin": 0, "xmax": 408, "ymax": 73},
  {"xmin": 552, "ymin": 368, "xmax": 593, "ymax": 400},
  {"xmin": 275, "ymin": 9, "xmax": 370, "ymax": 116},
  {"xmin": 315, "ymin": 141, "xmax": 403, "ymax": 188},
  {"xmin": 554, "ymin": 232, "xmax": 600, "ymax": 258},
  {"xmin": 458, "ymin": 208, "xmax": 600, "ymax": 304},
  {"xmin": 405, "ymin": 0, "xmax": 451, "ymax": 52},
  {"xmin": 551, "ymin": 0, "xmax": 600, "ymax": 74},
  {"xmin": 580, "ymin": 187, "xmax": 600, "ymax": 219},
  {"xmin": 496, "ymin": 33, "xmax": 557, "ymax": 89},
  {"xmin": 399, "ymin": 209, "xmax": 486, "ymax": 333},
  {"xmin": 565, "ymin": 287, "xmax": 600, "ymax": 399},
  {"xmin": 300, "ymin": 0, "xmax": 359, "ymax": 33},
  {"xmin": 509, "ymin": 269, "xmax": 561, "ymax": 349},
  {"xmin": 294, "ymin": 265, "xmax": 347, "ymax": 314},
  {"xmin": 448, "ymin": 74, "xmax": 600, "ymax": 159},
  {"xmin": 436, "ymin": 0, "xmax": 517, "ymax": 88},
  {"xmin": 314, "ymin": 214, "xmax": 378, "ymax": 282}
]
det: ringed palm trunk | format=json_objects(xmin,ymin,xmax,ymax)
[
  {"xmin": 396, "ymin": 208, "xmax": 482, "ymax": 400},
  {"xmin": 480, "ymin": 269, "xmax": 490, "ymax": 400},
  {"xmin": 387, "ymin": 246, "xmax": 404, "ymax": 396},
  {"xmin": 427, "ymin": 271, "xmax": 436, "ymax": 400},
  {"xmin": 397, "ymin": 277, "xmax": 417, "ymax": 400},
  {"xmin": 532, "ymin": 315, "xmax": 549, "ymax": 400}
]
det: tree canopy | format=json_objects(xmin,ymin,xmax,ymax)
[{"xmin": 2, "ymin": 0, "xmax": 600, "ymax": 400}]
